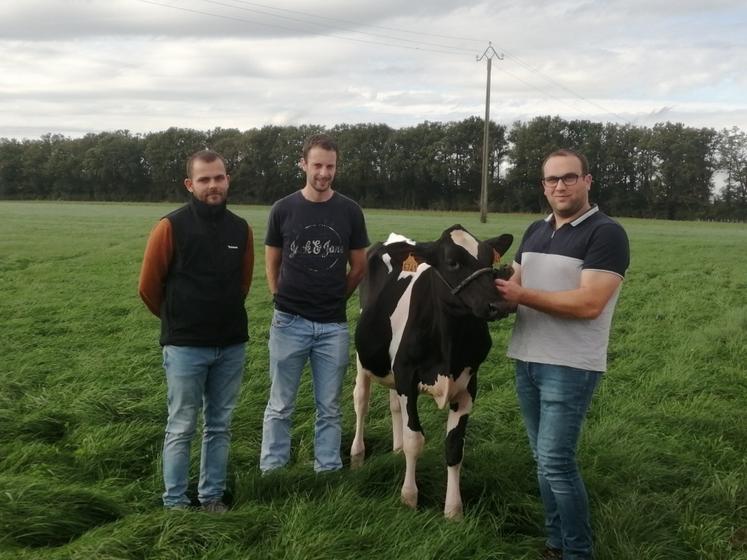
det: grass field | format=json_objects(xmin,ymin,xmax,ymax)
[{"xmin": 0, "ymin": 200, "xmax": 745, "ymax": 560}]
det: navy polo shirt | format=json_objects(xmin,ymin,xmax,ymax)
[{"xmin": 507, "ymin": 206, "xmax": 630, "ymax": 372}]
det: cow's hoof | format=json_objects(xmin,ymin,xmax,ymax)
[
  {"xmin": 350, "ymin": 452, "xmax": 365, "ymax": 470},
  {"xmin": 400, "ymin": 488, "xmax": 418, "ymax": 509},
  {"xmin": 444, "ymin": 507, "xmax": 463, "ymax": 521}
]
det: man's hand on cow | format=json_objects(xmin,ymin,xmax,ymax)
[{"xmin": 495, "ymin": 278, "xmax": 520, "ymax": 311}]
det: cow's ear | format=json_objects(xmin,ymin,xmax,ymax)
[
  {"xmin": 487, "ymin": 234, "xmax": 513, "ymax": 260},
  {"xmin": 412, "ymin": 241, "xmax": 437, "ymax": 264},
  {"xmin": 382, "ymin": 241, "xmax": 417, "ymax": 268}
]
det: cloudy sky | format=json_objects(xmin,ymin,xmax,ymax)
[{"xmin": 1, "ymin": 0, "xmax": 745, "ymax": 139}]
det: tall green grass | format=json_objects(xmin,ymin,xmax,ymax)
[{"xmin": 0, "ymin": 201, "xmax": 745, "ymax": 559}]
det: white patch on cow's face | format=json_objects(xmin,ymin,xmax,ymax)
[
  {"xmin": 385, "ymin": 232, "xmax": 416, "ymax": 246},
  {"xmin": 450, "ymin": 230, "xmax": 479, "ymax": 260}
]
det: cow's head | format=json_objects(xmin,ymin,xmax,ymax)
[{"xmin": 413, "ymin": 224, "xmax": 513, "ymax": 321}]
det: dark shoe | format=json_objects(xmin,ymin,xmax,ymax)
[
  {"xmin": 200, "ymin": 500, "xmax": 229, "ymax": 514},
  {"xmin": 542, "ymin": 546, "xmax": 563, "ymax": 559}
]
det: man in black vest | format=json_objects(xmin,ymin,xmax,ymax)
[{"xmin": 139, "ymin": 150, "xmax": 254, "ymax": 512}]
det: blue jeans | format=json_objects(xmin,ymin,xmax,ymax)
[
  {"xmin": 515, "ymin": 360, "xmax": 601, "ymax": 560},
  {"xmin": 161, "ymin": 343, "xmax": 245, "ymax": 507},
  {"xmin": 260, "ymin": 310, "xmax": 350, "ymax": 473}
]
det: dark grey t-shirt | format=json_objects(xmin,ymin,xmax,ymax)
[{"xmin": 265, "ymin": 191, "xmax": 369, "ymax": 323}]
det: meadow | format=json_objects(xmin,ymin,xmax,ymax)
[{"xmin": 0, "ymin": 200, "xmax": 745, "ymax": 560}]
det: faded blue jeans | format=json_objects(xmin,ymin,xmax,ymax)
[
  {"xmin": 515, "ymin": 360, "xmax": 602, "ymax": 560},
  {"xmin": 260, "ymin": 310, "xmax": 349, "ymax": 473},
  {"xmin": 162, "ymin": 343, "xmax": 245, "ymax": 507}
]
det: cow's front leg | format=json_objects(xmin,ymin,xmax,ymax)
[
  {"xmin": 399, "ymin": 392, "xmax": 424, "ymax": 509},
  {"xmin": 389, "ymin": 389, "xmax": 403, "ymax": 453},
  {"xmin": 444, "ymin": 385, "xmax": 474, "ymax": 520},
  {"xmin": 350, "ymin": 356, "xmax": 372, "ymax": 469}
]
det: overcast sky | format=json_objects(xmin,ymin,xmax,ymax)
[{"xmin": 1, "ymin": 0, "xmax": 745, "ymax": 139}]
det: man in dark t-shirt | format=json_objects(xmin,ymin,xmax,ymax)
[{"xmin": 260, "ymin": 133, "xmax": 369, "ymax": 473}]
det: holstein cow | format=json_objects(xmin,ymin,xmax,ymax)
[{"xmin": 350, "ymin": 224, "xmax": 513, "ymax": 519}]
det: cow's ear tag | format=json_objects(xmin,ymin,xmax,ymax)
[
  {"xmin": 493, "ymin": 249, "xmax": 502, "ymax": 264},
  {"xmin": 402, "ymin": 253, "xmax": 419, "ymax": 272}
]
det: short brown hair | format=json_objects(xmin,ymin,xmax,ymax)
[
  {"xmin": 541, "ymin": 148, "xmax": 589, "ymax": 176},
  {"xmin": 302, "ymin": 134, "xmax": 338, "ymax": 161},
  {"xmin": 186, "ymin": 150, "xmax": 227, "ymax": 178}
]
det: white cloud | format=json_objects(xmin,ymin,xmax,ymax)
[{"xmin": 0, "ymin": 0, "xmax": 745, "ymax": 138}]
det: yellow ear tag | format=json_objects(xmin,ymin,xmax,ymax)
[
  {"xmin": 493, "ymin": 249, "xmax": 502, "ymax": 264},
  {"xmin": 402, "ymin": 254, "xmax": 419, "ymax": 272}
]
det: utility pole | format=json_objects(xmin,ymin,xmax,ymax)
[{"xmin": 477, "ymin": 42, "xmax": 503, "ymax": 223}]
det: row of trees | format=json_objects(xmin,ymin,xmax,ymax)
[{"xmin": 1, "ymin": 117, "xmax": 745, "ymax": 220}]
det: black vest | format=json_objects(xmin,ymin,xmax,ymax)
[{"xmin": 160, "ymin": 197, "xmax": 249, "ymax": 347}]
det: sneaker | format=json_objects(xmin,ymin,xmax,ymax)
[
  {"xmin": 541, "ymin": 546, "xmax": 563, "ymax": 559},
  {"xmin": 200, "ymin": 500, "xmax": 229, "ymax": 514},
  {"xmin": 164, "ymin": 504, "xmax": 190, "ymax": 512}
]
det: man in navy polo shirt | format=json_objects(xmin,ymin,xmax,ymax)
[{"xmin": 496, "ymin": 148, "xmax": 629, "ymax": 560}]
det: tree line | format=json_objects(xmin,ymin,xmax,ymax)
[{"xmin": 1, "ymin": 117, "xmax": 745, "ymax": 221}]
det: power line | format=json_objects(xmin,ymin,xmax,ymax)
[
  {"xmin": 200, "ymin": 0, "xmax": 631, "ymax": 122},
  {"xmin": 218, "ymin": 0, "xmax": 487, "ymax": 44},
  {"xmin": 199, "ymin": 0, "xmax": 476, "ymax": 52},
  {"xmin": 135, "ymin": 0, "xmax": 474, "ymax": 55},
  {"xmin": 500, "ymin": 51, "xmax": 631, "ymax": 123},
  {"xmin": 496, "ymin": 61, "xmax": 625, "ymax": 123},
  {"xmin": 135, "ymin": 0, "xmax": 631, "ymax": 124}
]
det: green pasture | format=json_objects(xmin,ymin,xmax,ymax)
[{"xmin": 0, "ymin": 201, "xmax": 745, "ymax": 560}]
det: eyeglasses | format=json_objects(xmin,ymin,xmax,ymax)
[{"xmin": 542, "ymin": 173, "xmax": 583, "ymax": 188}]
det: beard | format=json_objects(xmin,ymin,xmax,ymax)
[
  {"xmin": 310, "ymin": 177, "xmax": 332, "ymax": 192},
  {"xmin": 201, "ymin": 189, "xmax": 227, "ymax": 205}
]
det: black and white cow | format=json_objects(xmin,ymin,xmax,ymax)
[{"xmin": 350, "ymin": 224, "xmax": 513, "ymax": 519}]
